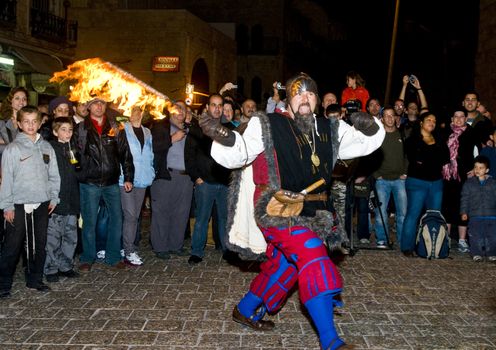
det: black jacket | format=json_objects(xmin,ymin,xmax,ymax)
[
  {"xmin": 184, "ymin": 123, "xmax": 231, "ymax": 185},
  {"xmin": 75, "ymin": 116, "xmax": 134, "ymax": 186},
  {"xmin": 50, "ymin": 140, "xmax": 80, "ymax": 215},
  {"xmin": 150, "ymin": 118, "xmax": 172, "ymax": 180}
]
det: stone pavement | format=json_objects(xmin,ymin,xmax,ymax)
[{"xmin": 0, "ymin": 230, "xmax": 495, "ymax": 350}]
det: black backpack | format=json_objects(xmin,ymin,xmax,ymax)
[{"xmin": 415, "ymin": 210, "xmax": 450, "ymax": 259}]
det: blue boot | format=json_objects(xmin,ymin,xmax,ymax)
[
  {"xmin": 305, "ymin": 293, "xmax": 346, "ymax": 350},
  {"xmin": 233, "ymin": 291, "xmax": 274, "ymax": 331}
]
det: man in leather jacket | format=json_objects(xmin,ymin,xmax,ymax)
[{"xmin": 74, "ymin": 98, "xmax": 134, "ymax": 272}]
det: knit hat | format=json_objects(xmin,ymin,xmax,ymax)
[
  {"xmin": 86, "ymin": 98, "xmax": 107, "ymax": 109},
  {"xmin": 48, "ymin": 96, "xmax": 73, "ymax": 115}
]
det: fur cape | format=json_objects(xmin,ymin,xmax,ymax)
[{"xmin": 224, "ymin": 112, "xmax": 347, "ymax": 260}]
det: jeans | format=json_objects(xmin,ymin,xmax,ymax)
[
  {"xmin": 80, "ymin": 183, "xmax": 123, "ymax": 265},
  {"xmin": 374, "ymin": 178, "xmax": 407, "ymax": 244},
  {"xmin": 401, "ymin": 177, "xmax": 443, "ymax": 252},
  {"xmin": 191, "ymin": 182, "xmax": 228, "ymax": 257},
  {"xmin": 468, "ymin": 218, "xmax": 496, "ymax": 257},
  {"xmin": 95, "ymin": 200, "xmax": 109, "ymax": 252}
]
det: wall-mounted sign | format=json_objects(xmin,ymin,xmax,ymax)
[{"xmin": 152, "ymin": 56, "xmax": 180, "ymax": 72}]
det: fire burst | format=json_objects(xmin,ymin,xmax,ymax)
[{"xmin": 50, "ymin": 58, "xmax": 173, "ymax": 119}]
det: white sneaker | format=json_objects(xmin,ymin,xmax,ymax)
[
  {"xmin": 125, "ymin": 252, "xmax": 143, "ymax": 266},
  {"xmin": 488, "ymin": 256, "xmax": 496, "ymax": 262},
  {"xmin": 96, "ymin": 250, "xmax": 105, "ymax": 259},
  {"xmin": 359, "ymin": 238, "xmax": 370, "ymax": 244},
  {"xmin": 458, "ymin": 240, "xmax": 470, "ymax": 253},
  {"xmin": 120, "ymin": 249, "xmax": 125, "ymax": 257},
  {"xmin": 376, "ymin": 241, "xmax": 388, "ymax": 249},
  {"xmin": 473, "ymin": 255, "xmax": 483, "ymax": 262}
]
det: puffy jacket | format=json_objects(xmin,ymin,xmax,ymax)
[{"xmin": 75, "ymin": 116, "xmax": 134, "ymax": 186}]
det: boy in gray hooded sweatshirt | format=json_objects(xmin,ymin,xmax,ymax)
[{"xmin": 0, "ymin": 106, "xmax": 60, "ymax": 298}]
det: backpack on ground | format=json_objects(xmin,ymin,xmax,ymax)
[{"xmin": 415, "ymin": 210, "xmax": 450, "ymax": 259}]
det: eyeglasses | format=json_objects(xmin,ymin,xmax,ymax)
[{"xmin": 394, "ymin": 105, "xmax": 404, "ymax": 109}]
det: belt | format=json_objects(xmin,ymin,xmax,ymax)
[
  {"xmin": 168, "ymin": 168, "xmax": 187, "ymax": 175},
  {"xmin": 304, "ymin": 192, "xmax": 328, "ymax": 201},
  {"xmin": 256, "ymin": 184, "xmax": 327, "ymax": 201}
]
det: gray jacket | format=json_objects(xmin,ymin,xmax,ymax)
[
  {"xmin": 0, "ymin": 133, "xmax": 60, "ymax": 212},
  {"xmin": 460, "ymin": 176, "xmax": 496, "ymax": 217}
]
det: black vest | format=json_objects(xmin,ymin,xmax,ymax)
[{"xmin": 268, "ymin": 114, "xmax": 333, "ymax": 216}]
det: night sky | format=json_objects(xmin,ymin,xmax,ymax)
[{"xmin": 303, "ymin": 0, "xmax": 479, "ymax": 121}]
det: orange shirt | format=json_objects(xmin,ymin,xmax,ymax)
[{"xmin": 341, "ymin": 86, "xmax": 370, "ymax": 112}]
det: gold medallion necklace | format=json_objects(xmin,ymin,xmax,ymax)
[
  {"xmin": 305, "ymin": 130, "xmax": 320, "ymax": 167},
  {"xmin": 287, "ymin": 118, "xmax": 320, "ymax": 167}
]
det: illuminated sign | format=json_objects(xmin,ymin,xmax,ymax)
[{"xmin": 152, "ymin": 56, "xmax": 180, "ymax": 72}]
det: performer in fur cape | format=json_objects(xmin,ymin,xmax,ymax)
[{"xmin": 200, "ymin": 73, "xmax": 384, "ymax": 350}]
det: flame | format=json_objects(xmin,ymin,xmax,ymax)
[{"xmin": 50, "ymin": 58, "xmax": 173, "ymax": 119}]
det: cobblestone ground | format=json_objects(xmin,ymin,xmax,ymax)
[{"xmin": 0, "ymin": 223, "xmax": 495, "ymax": 349}]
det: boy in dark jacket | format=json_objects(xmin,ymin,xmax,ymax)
[
  {"xmin": 460, "ymin": 155, "xmax": 496, "ymax": 262},
  {"xmin": 44, "ymin": 117, "xmax": 80, "ymax": 282}
]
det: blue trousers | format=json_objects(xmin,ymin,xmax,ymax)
[
  {"xmin": 79, "ymin": 183, "xmax": 122, "ymax": 265},
  {"xmin": 191, "ymin": 182, "xmax": 228, "ymax": 257},
  {"xmin": 468, "ymin": 217, "xmax": 496, "ymax": 257},
  {"xmin": 401, "ymin": 177, "xmax": 443, "ymax": 252},
  {"xmin": 374, "ymin": 178, "xmax": 407, "ymax": 244}
]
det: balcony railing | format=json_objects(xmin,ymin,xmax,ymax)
[
  {"xmin": 30, "ymin": 8, "xmax": 78, "ymax": 45},
  {"xmin": 0, "ymin": 0, "xmax": 16, "ymax": 27}
]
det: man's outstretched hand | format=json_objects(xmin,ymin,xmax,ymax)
[{"xmin": 199, "ymin": 113, "xmax": 236, "ymax": 146}]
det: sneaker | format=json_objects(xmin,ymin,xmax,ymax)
[
  {"xmin": 96, "ymin": 250, "xmax": 106, "ymax": 259},
  {"xmin": 458, "ymin": 240, "xmax": 470, "ymax": 253},
  {"xmin": 120, "ymin": 249, "xmax": 125, "ymax": 258},
  {"xmin": 45, "ymin": 273, "xmax": 59, "ymax": 283},
  {"xmin": 488, "ymin": 256, "xmax": 496, "ymax": 262},
  {"xmin": 359, "ymin": 238, "xmax": 370, "ymax": 245},
  {"xmin": 473, "ymin": 255, "xmax": 483, "ymax": 262},
  {"xmin": 125, "ymin": 252, "xmax": 143, "ymax": 266},
  {"xmin": 376, "ymin": 241, "xmax": 388, "ymax": 249}
]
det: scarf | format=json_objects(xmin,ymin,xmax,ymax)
[{"xmin": 442, "ymin": 124, "xmax": 466, "ymax": 181}]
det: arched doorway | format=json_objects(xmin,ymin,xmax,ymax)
[{"xmin": 191, "ymin": 58, "xmax": 209, "ymax": 110}]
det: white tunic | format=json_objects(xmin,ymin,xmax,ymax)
[{"xmin": 211, "ymin": 116, "xmax": 385, "ymax": 169}]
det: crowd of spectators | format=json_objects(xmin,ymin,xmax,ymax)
[{"xmin": 0, "ymin": 70, "xmax": 495, "ymax": 297}]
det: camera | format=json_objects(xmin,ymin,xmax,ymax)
[
  {"xmin": 343, "ymin": 100, "xmax": 361, "ymax": 115},
  {"xmin": 409, "ymin": 75, "xmax": 417, "ymax": 85},
  {"xmin": 271, "ymin": 82, "xmax": 287, "ymax": 100}
]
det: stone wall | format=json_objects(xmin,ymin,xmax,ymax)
[{"xmin": 70, "ymin": 8, "xmax": 236, "ymax": 102}]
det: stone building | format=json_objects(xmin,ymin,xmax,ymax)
[
  {"xmin": 0, "ymin": 0, "xmax": 77, "ymax": 104},
  {"xmin": 75, "ymin": 0, "xmax": 336, "ymax": 105},
  {"xmin": 69, "ymin": 3, "xmax": 236, "ymax": 107}
]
